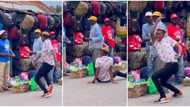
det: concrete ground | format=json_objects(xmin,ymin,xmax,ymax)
[
  {"xmin": 0, "ymin": 85, "xmax": 62, "ymax": 106},
  {"xmin": 128, "ymin": 85, "xmax": 190, "ymax": 106},
  {"xmin": 63, "ymin": 76, "xmax": 127, "ymax": 106}
]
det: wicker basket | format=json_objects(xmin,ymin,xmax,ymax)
[
  {"xmin": 128, "ymin": 84, "xmax": 147, "ymax": 98},
  {"xmin": 10, "ymin": 83, "xmax": 29, "ymax": 93},
  {"xmin": 70, "ymin": 69, "xmax": 87, "ymax": 79},
  {"xmin": 183, "ymin": 79, "xmax": 190, "ymax": 86}
]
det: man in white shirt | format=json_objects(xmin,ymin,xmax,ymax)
[
  {"xmin": 33, "ymin": 29, "xmax": 43, "ymax": 54},
  {"xmin": 88, "ymin": 16, "xmax": 103, "ymax": 62},
  {"xmin": 142, "ymin": 11, "xmax": 156, "ymax": 79},
  {"xmin": 31, "ymin": 29, "xmax": 43, "ymax": 68},
  {"xmin": 92, "ymin": 44, "xmax": 116, "ymax": 83},
  {"xmin": 152, "ymin": 22, "xmax": 183, "ymax": 103}
]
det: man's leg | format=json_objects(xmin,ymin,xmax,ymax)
[
  {"xmin": 152, "ymin": 66, "xmax": 170, "ymax": 98},
  {"xmin": 161, "ymin": 63, "xmax": 180, "ymax": 94},
  {"xmin": 3, "ymin": 62, "xmax": 10, "ymax": 88},
  {"xmin": 35, "ymin": 63, "xmax": 49, "ymax": 93},
  {"xmin": 0, "ymin": 62, "xmax": 5, "ymax": 91},
  {"xmin": 175, "ymin": 56, "xmax": 184, "ymax": 84},
  {"xmin": 113, "ymin": 71, "xmax": 127, "ymax": 78}
]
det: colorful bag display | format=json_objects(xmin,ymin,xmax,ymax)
[
  {"xmin": 116, "ymin": 19, "xmax": 127, "ymax": 37},
  {"xmin": 20, "ymin": 14, "xmax": 35, "ymax": 30},
  {"xmin": 37, "ymin": 14, "xmax": 48, "ymax": 30},
  {"xmin": 73, "ymin": 32, "xmax": 84, "ymax": 45},
  {"xmin": 19, "ymin": 46, "xmax": 31, "ymax": 58},
  {"xmin": 51, "ymin": 40, "xmax": 62, "ymax": 62},
  {"xmin": 92, "ymin": 1, "xmax": 101, "ymax": 16},
  {"xmin": 101, "ymin": 25, "xmax": 116, "ymax": 48},
  {"xmin": 128, "ymin": 35, "xmax": 142, "ymax": 52},
  {"xmin": 75, "ymin": 2, "xmax": 89, "ymax": 16}
]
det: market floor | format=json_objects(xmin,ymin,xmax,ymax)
[
  {"xmin": 63, "ymin": 76, "xmax": 127, "ymax": 106},
  {"xmin": 0, "ymin": 84, "xmax": 62, "ymax": 106},
  {"xmin": 128, "ymin": 85, "xmax": 190, "ymax": 106}
]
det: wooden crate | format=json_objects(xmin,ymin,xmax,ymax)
[{"xmin": 128, "ymin": 84, "xmax": 147, "ymax": 98}]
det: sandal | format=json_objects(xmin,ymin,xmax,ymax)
[
  {"xmin": 154, "ymin": 97, "xmax": 169, "ymax": 103},
  {"xmin": 173, "ymin": 91, "xmax": 183, "ymax": 97}
]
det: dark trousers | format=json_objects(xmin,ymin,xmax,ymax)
[
  {"xmin": 113, "ymin": 71, "xmax": 127, "ymax": 78},
  {"xmin": 35, "ymin": 62, "xmax": 53, "ymax": 93},
  {"xmin": 97, "ymin": 71, "xmax": 127, "ymax": 83},
  {"xmin": 152, "ymin": 62, "xmax": 180, "ymax": 98}
]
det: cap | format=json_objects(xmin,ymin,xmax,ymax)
[
  {"xmin": 34, "ymin": 29, "xmax": 41, "ymax": 33},
  {"xmin": 156, "ymin": 22, "xmax": 167, "ymax": 32},
  {"xmin": 88, "ymin": 16, "xmax": 97, "ymax": 22},
  {"xmin": 145, "ymin": 11, "xmax": 152, "ymax": 17},
  {"xmin": 49, "ymin": 31, "xmax": 55, "ymax": 35},
  {"xmin": 170, "ymin": 13, "xmax": 178, "ymax": 19},
  {"xmin": 0, "ymin": 30, "xmax": 6, "ymax": 35},
  {"xmin": 104, "ymin": 18, "xmax": 110, "ymax": 22},
  {"xmin": 42, "ymin": 31, "xmax": 50, "ymax": 37},
  {"xmin": 153, "ymin": 11, "xmax": 161, "ymax": 17}
]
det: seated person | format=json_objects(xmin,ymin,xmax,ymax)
[{"xmin": 92, "ymin": 44, "xmax": 126, "ymax": 83}]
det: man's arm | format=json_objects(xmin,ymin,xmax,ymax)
[
  {"xmin": 92, "ymin": 67, "xmax": 100, "ymax": 83},
  {"xmin": 175, "ymin": 43, "xmax": 182, "ymax": 56}
]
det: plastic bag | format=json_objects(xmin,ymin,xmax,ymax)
[
  {"xmin": 147, "ymin": 78, "xmax": 157, "ymax": 94},
  {"xmin": 29, "ymin": 77, "xmax": 37, "ymax": 91},
  {"xmin": 87, "ymin": 63, "xmax": 94, "ymax": 76}
]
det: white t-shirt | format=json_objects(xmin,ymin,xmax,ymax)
[
  {"xmin": 40, "ymin": 39, "xmax": 55, "ymax": 66},
  {"xmin": 154, "ymin": 36, "xmax": 178, "ymax": 63},
  {"xmin": 95, "ymin": 56, "xmax": 113, "ymax": 81}
]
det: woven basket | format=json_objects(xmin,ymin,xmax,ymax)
[{"xmin": 128, "ymin": 84, "xmax": 147, "ymax": 98}]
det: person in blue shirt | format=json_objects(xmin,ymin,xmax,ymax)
[{"xmin": 0, "ymin": 30, "xmax": 15, "ymax": 92}]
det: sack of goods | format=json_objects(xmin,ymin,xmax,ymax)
[
  {"xmin": 75, "ymin": 2, "xmax": 89, "ymax": 16},
  {"xmin": 37, "ymin": 14, "xmax": 48, "ymax": 30},
  {"xmin": 48, "ymin": 15, "xmax": 55, "ymax": 29},
  {"xmin": 20, "ymin": 14, "xmax": 35, "ymax": 30},
  {"xmin": 128, "ymin": 50, "xmax": 146, "ymax": 70},
  {"xmin": 186, "ymin": 15, "xmax": 190, "ymax": 38},
  {"xmin": 128, "ymin": 1, "xmax": 147, "ymax": 12}
]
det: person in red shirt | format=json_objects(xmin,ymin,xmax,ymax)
[
  {"xmin": 49, "ymin": 31, "xmax": 62, "ymax": 83},
  {"xmin": 167, "ymin": 13, "xmax": 183, "ymax": 40},
  {"xmin": 167, "ymin": 13, "xmax": 186, "ymax": 84},
  {"xmin": 101, "ymin": 18, "xmax": 116, "ymax": 56}
]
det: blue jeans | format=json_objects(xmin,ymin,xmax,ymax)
[
  {"xmin": 146, "ymin": 45, "xmax": 155, "ymax": 78},
  {"xmin": 175, "ymin": 56, "xmax": 184, "ymax": 83}
]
